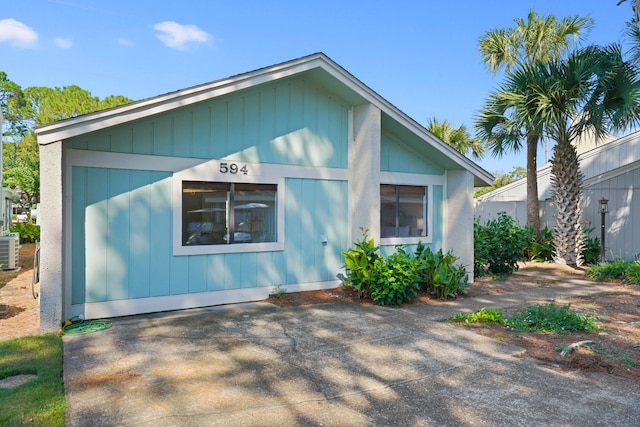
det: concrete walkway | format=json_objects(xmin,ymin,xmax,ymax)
[{"xmin": 63, "ymin": 275, "xmax": 639, "ymax": 426}]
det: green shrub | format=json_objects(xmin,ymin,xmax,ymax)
[
  {"xmin": 369, "ymin": 246, "xmax": 421, "ymax": 305},
  {"xmin": 474, "ymin": 212, "xmax": 527, "ymax": 277},
  {"xmin": 341, "ymin": 232, "xmax": 379, "ymax": 298},
  {"xmin": 341, "ymin": 235, "xmax": 469, "ymax": 305},
  {"xmin": 581, "ymin": 226, "xmax": 601, "ymax": 266},
  {"xmin": 415, "ymin": 243, "xmax": 468, "ymax": 299},
  {"xmin": 522, "ymin": 225, "xmax": 554, "ymax": 262},
  {"xmin": 10, "ymin": 220, "xmax": 40, "ymax": 243},
  {"xmin": 507, "ymin": 302, "xmax": 598, "ymax": 333}
]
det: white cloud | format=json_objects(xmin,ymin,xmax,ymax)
[
  {"xmin": 154, "ymin": 21, "xmax": 211, "ymax": 51},
  {"xmin": 0, "ymin": 18, "xmax": 38, "ymax": 49},
  {"xmin": 54, "ymin": 37, "xmax": 73, "ymax": 49}
]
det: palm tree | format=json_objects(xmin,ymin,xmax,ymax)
[
  {"xmin": 479, "ymin": 44, "xmax": 640, "ymax": 265},
  {"xmin": 426, "ymin": 117, "xmax": 485, "ymax": 159},
  {"xmin": 477, "ymin": 10, "xmax": 593, "ymax": 232}
]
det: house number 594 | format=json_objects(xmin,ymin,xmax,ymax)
[{"xmin": 219, "ymin": 162, "xmax": 248, "ymax": 175}]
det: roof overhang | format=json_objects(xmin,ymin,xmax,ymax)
[{"xmin": 35, "ymin": 52, "xmax": 493, "ymax": 186}]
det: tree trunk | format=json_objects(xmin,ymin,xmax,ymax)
[
  {"xmin": 551, "ymin": 141, "xmax": 584, "ymax": 266},
  {"xmin": 526, "ymin": 134, "xmax": 541, "ymax": 233}
]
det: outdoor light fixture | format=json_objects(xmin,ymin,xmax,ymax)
[
  {"xmin": 599, "ymin": 198, "xmax": 609, "ymax": 262},
  {"xmin": 599, "ymin": 198, "xmax": 609, "ymax": 214}
]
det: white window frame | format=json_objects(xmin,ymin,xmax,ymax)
[
  {"xmin": 379, "ymin": 172, "xmax": 441, "ymax": 246},
  {"xmin": 173, "ymin": 160, "xmax": 285, "ymax": 256}
]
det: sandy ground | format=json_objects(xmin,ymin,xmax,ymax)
[{"xmin": 0, "ymin": 243, "xmax": 39, "ymax": 341}]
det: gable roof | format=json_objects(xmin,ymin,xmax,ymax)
[{"xmin": 35, "ymin": 52, "xmax": 493, "ymax": 186}]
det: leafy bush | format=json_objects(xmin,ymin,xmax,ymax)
[
  {"xmin": 10, "ymin": 220, "xmax": 40, "ymax": 243},
  {"xmin": 475, "ymin": 216, "xmax": 606, "ymax": 272},
  {"xmin": 370, "ymin": 247, "xmax": 421, "ymax": 305},
  {"xmin": 341, "ymin": 235, "xmax": 468, "ymax": 305},
  {"xmin": 474, "ymin": 212, "xmax": 528, "ymax": 277},
  {"xmin": 581, "ymin": 226, "xmax": 601, "ymax": 266},
  {"xmin": 522, "ymin": 225, "xmax": 554, "ymax": 262},
  {"xmin": 341, "ymin": 232, "xmax": 380, "ymax": 298},
  {"xmin": 507, "ymin": 302, "xmax": 598, "ymax": 333},
  {"xmin": 415, "ymin": 243, "xmax": 468, "ymax": 300}
]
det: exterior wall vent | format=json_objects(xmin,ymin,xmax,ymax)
[{"xmin": 0, "ymin": 233, "xmax": 20, "ymax": 270}]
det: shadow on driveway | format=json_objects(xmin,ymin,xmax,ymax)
[{"xmin": 64, "ymin": 301, "xmax": 639, "ymax": 426}]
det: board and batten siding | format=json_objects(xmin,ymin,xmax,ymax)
[
  {"xmin": 585, "ymin": 167, "xmax": 640, "ymax": 260},
  {"xmin": 380, "ymin": 132, "xmax": 444, "ymax": 175},
  {"xmin": 71, "ymin": 166, "xmax": 348, "ymax": 311},
  {"xmin": 66, "ymin": 77, "xmax": 350, "ymax": 169}
]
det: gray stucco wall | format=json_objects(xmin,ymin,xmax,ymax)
[{"xmin": 39, "ymin": 142, "xmax": 64, "ymax": 333}]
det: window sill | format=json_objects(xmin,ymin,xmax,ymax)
[{"xmin": 380, "ymin": 236, "xmax": 432, "ymax": 246}]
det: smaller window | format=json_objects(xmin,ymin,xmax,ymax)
[
  {"xmin": 380, "ymin": 184, "xmax": 428, "ymax": 238},
  {"xmin": 182, "ymin": 181, "xmax": 277, "ymax": 246}
]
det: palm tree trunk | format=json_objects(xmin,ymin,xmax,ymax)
[
  {"xmin": 551, "ymin": 141, "xmax": 584, "ymax": 266},
  {"xmin": 526, "ymin": 134, "xmax": 541, "ymax": 232}
]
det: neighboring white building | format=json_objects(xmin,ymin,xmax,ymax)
[{"xmin": 475, "ymin": 130, "xmax": 640, "ymax": 260}]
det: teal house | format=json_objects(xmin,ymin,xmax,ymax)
[{"xmin": 36, "ymin": 53, "xmax": 493, "ymax": 332}]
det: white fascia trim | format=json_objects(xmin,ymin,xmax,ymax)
[
  {"xmin": 380, "ymin": 171, "xmax": 444, "ymax": 186},
  {"xmin": 584, "ymin": 159, "xmax": 640, "ymax": 187},
  {"xmin": 578, "ymin": 130, "xmax": 640, "ymax": 164},
  {"xmin": 76, "ymin": 280, "xmax": 340, "ymax": 319},
  {"xmin": 36, "ymin": 54, "xmax": 337, "ymax": 145},
  {"xmin": 67, "ymin": 149, "xmax": 207, "ymax": 172}
]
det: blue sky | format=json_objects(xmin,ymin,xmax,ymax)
[{"xmin": 0, "ymin": 0, "xmax": 634, "ymax": 174}]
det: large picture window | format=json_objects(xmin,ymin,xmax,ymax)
[
  {"xmin": 182, "ymin": 181, "xmax": 277, "ymax": 246},
  {"xmin": 380, "ymin": 184, "xmax": 428, "ymax": 238}
]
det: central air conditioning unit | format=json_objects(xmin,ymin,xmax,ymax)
[{"xmin": 0, "ymin": 233, "xmax": 20, "ymax": 270}]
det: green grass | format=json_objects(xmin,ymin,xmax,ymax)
[
  {"xmin": 586, "ymin": 259, "xmax": 640, "ymax": 284},
  {"xmin": 449, "ymin": 307, "xmax": 507, "ymax": 325},
  {"xmin": 507, "ymin": 302, "xmax": 598, "ymax": 333},
  {"xmin": 0, "ymin": 334, "xmax": 65, "ymax": 426},
  {"xmin": 449, "ymin": 302, "xmax": 598, "ymax": 333}
]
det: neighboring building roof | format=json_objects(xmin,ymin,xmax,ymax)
[
  {"xmin": 2, "ymin": 187, "xmax": 20, "ymax": 200},
  {"xmin": 35, "ymin": 52, "xmax": 493, "ymax": 186},
  {"xmin": 476, "ymin": 129, "xmax": 640, "ymax": 202}
]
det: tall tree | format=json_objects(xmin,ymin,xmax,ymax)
[
  {"xmin": 0, "ymin": 76, "xmax": 133, "ymax": 208},
  {"xmin": 3, "ymin": 134, "xmax": 39, "ymax": 211},
  {"xmin": 0, "ymin": 72, "xmax": 32, "ymax": 140},
  {"xmin": 477, "ymin": 10, "xmax": 593, "ymax": 233},
  {"xmin": 25, "ymin": 85, "xmax": 132, "ymax": 126},
  {"xmin": 426, "ymin": 117, "xmax": 485, "ymax": 159},
  {"xmin": 479, "ymin": 44, "xmax": 640, "ymax": 265}
]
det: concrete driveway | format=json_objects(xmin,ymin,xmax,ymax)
[{"xmin": 63, "ymin": 283, "xmax": 640, "ymax": 427}]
